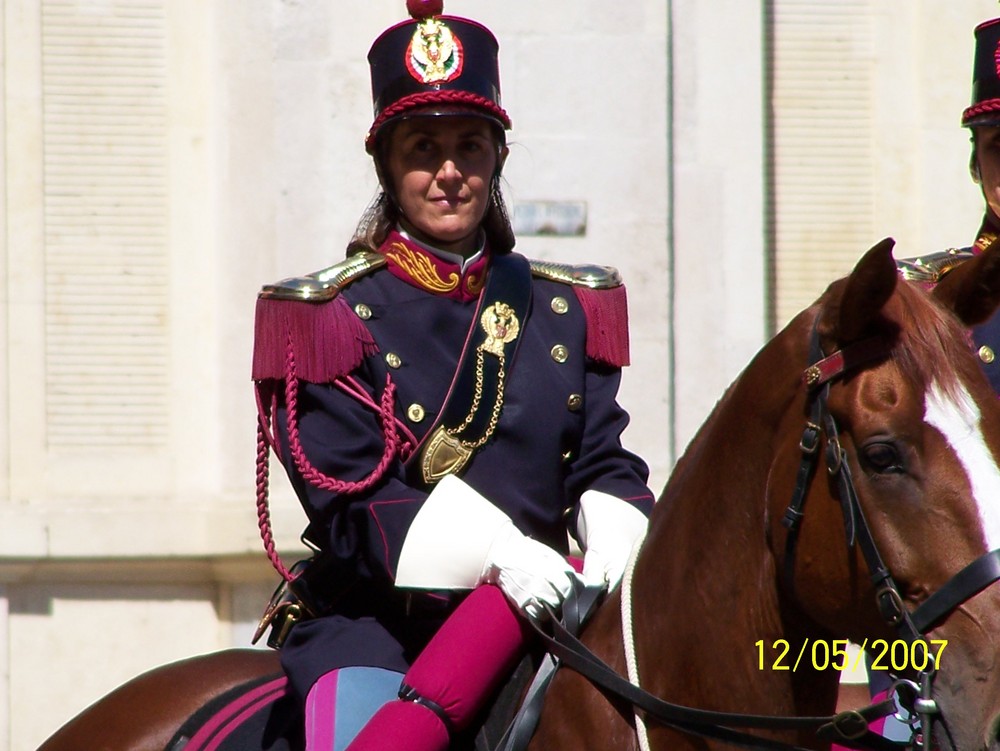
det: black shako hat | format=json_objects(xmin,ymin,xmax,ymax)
[
  {"xmin": 964, "ymin": 18, "xmax": 1000, "ymax": 127},
  {"xmin": 365, "ymin": 0, "xmax": 511, "ymax": 152}
]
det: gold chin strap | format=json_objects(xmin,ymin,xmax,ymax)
[{"xmin": 421, "ymin": 301, "xmax": 519, "ymax": 483}]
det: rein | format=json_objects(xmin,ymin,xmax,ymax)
[
  {"xmin": 511, "ymin": 583, "xmax": 899, "ymax": 751},
  {"xmin": 505, "ymin": 325, "xmax": 1000, "ymax": 751}
]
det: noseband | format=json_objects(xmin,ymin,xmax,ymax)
[{"xmin": 782, "ymin": 325, "xmax": 1000, "ymax": 750}]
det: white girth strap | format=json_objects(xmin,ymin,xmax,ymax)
[{"xmin": 621, "ymin": 536, "xmax": 651, "ymax": 751}]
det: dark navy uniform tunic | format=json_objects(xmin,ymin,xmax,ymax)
[
  {"xmin": 969, "ymin": 216, "xmax": 1000, "ymax": 392},
  {"xmin": 903, "ymin": 214, "xmax": 1000, "ymax": 394},
  {"xmin": 972, "ymin": 311, "xmax": 1000, "ymax": 393},
  {"xmin": 875, "ymin": 214, "xmax": 1000, "ymax": 711},
  {"xmin": 254, "ymin": 231, "xmax": 654, "ymax": 701}
]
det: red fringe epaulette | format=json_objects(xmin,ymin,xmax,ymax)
[
  {"xmin": 529, "ymin": 259, "xmax": 631, "ymax": 368},
  {"xmin": 252, "ymin": 253, "xmax": 385, "ymax": 384},
  {"xmin": 573, "ymin": 284, "xmax": 630, "ymax": 367},
  {"xmin": 252, "ymin": 295, "xmax": 378, "ymax": 384}
]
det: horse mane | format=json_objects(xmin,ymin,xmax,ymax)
[{"xmin": 887, "ymin": 280, "xmax": 980, "ymax": 397}]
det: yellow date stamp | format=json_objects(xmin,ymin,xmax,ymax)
[{"xmin": 755, "ymin": 638, "xmax": 948, "ymax": 673}]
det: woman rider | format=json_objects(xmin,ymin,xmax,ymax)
[{"xmin": 252, "ymin": 2, "xmax": 654, "ymax": 748}]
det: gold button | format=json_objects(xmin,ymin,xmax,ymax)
[
  {"xmin": 566, "ymin": 393, "xmax": 583, "ymax": 411},
  {"xmin": 562, "ymin": 450, "xmax": 573, "ymax": 462},
  {"xmin": 551, "ymin": 296, "xmax": 569, "ymax": 315},
  {"xmin": 551, "ymin": 344, "xmax": 569, "ymax": 363},
  {"xmin": 385, "ymin": 352, "xmax": 402, "ymax": 368},
  {"xmin": 980, "ymin": 345, "xmax": 995, "ymax": 364},
  {"xmin": 407, "ymin": 404, "xmax": 425, "ymax": 423},
  {"xmin": 354, "ymin": 303, "xmax": 372, "ymax": 320}
]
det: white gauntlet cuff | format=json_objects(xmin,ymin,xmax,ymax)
[{"xmin": 396, "ymin": 475, "xmax": 510, "ymax": 589}]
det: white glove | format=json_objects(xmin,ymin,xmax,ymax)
[
  {"xmin": 396, "ymin": 475, "xmax": 577, "ymax": 619},
  {"xmin": 576, "ymin": 490, "xmax": 649, "ymax": 589},
  {"xmin": 481, "ymin": 520, "xmax": 578, "ymax": 620}
]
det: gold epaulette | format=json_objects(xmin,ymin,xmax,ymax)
[
  {"xmin": 258, "ymin": 251, "xmax": 386, "ymax": 302},
  {"xmin": 896, "ymin": 248, "xmax": 975, "ymax": 284},
  {"xmin": 529, "ymin": 259, "xmax": 622, "ymax": 289}
]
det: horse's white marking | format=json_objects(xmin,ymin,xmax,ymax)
[{"xmin": 924, "ymin": 381, "xmax": 1000, "ymax": 550}]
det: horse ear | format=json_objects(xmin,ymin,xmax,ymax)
[
  {"xmin": 826, "ymin": 237, "xmax": 898, "ymax": 343},
  {"xmin": 932, "ymin": 243, "xmax": 1000, "ymax": 326}
]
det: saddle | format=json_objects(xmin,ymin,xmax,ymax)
[
  {"xmin": 162, "ymin": 653, "xmax": 538, "ymax": 751},
  {"xmin": 164, "ymin": 671, "xmax": 302, "ymax": 751}
]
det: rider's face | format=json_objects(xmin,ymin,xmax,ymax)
[
  {"xmin": 384, "ymin": 116, "xmax": 504, "ymax": 258},
  {"xmin": 975, "ymin": 126, "xmax": 1000, "ymax": 220}
]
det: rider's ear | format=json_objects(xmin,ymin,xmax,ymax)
[{"xmin": 933, "ymin": 242, "xmax": 1000, "ymax": 326}]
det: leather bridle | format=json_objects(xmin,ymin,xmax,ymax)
[
  {"xmin": 502, "ymin": 326, "xmax": 1000, "ymax": 751},
  {"xmin": 781, "ymin": 326, "xmax": 1000, "ymax": 750}
]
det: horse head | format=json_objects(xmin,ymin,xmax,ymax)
[
  {"xmin": 769, "ymin": 237, "xmax": 1000, "ymax": 751},
  {"xmin": 526, "ymin": 238, "xmax": 1000, "ymax": 751}
]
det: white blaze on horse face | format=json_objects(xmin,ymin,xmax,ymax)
[{"xmin": 924, "ymin": 380, "xmax": 1000, "ymax": 550}]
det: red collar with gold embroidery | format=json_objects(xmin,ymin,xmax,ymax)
[{"xmin": 378, "ymin": 231, "xmax": 488, "ymax": 301}]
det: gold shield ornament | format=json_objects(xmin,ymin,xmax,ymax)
[{"xmin": 420, "ymin": 300, "xmax": 520, "ymax": 482}]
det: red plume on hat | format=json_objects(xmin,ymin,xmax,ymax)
[
  {"xmin": 364, "ymin": 1, "xmax": 511, "ymax": 152},
  {"xmin": 406, "ymin": 0, "xmax": 444, "ymax": 17}
]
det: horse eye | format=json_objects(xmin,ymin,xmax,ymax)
[{"xmin": 861, "ymin": 442, "xmax": 904, "ymax": 474}]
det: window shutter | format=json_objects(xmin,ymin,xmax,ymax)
[
  {"xmin": 771, "ymin": 0, "xmax": 875, "ymax": 327},
  {"xmin": 41, "ymin": 1, "xmax": 169, "ymax": 450}
]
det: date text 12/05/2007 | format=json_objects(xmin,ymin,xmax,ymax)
[{"xmin": 754, "ymin": 639, "xmax": 948, "ymax": 673}]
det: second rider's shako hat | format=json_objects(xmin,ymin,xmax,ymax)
[
  {"xmin": 365, "ymin": 0, "xmax": 511, "ymax": 152},
  {"xmin": 963, "ymin": 18, "xmax": 1000, "ymax": 127}
]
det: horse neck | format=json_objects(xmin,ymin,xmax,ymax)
[{"xmin": 632, "ymin": 314, "xmax": 838, "ymax": 717}]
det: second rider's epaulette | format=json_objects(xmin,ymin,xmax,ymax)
[
  {"xmin": 258, "ymin": 251, "xmax": 387, "ymax": 302},
  {"xmin": 896, "ymin": 248, "xmax": 975, "ymax": 285},
  {"xmin": 252, "ymin": 252, "xmax": 386, "ymax": 384},
  {"xmin": 529, "ymin": 259, "xmax": 631, "ymax": 368}
]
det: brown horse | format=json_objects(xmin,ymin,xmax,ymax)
[
  {"xmin": 38, "ymin": 238, "xmax": 1000, "ymax": 750},
  {"xmin": 529, "ymin": 238, "xmax": 1000, "ymax": 750}
]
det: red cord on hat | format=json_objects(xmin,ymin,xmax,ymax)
[{"xmin": 365, "ymin": 89, "xmax": 511, "ymax": 152}]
